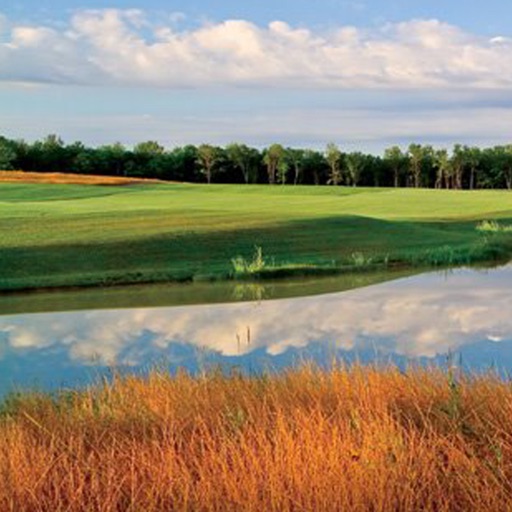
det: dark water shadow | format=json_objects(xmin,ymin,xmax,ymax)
[{"xmin": 0, "ymin": 266, "xmax": 420, "ymax": 316}]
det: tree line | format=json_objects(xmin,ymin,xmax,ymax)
[{"xmin": 1, "ymin": 134, "xmax": 511, "ymax": 189}]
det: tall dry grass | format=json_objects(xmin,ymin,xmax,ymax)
[
  {"xmin": 2, "ymin": 365, "xmax": 512, "ymax": 511},
  {"xmin": 0, "ymin": 171, "xmax": 162, "ymax": 186}
]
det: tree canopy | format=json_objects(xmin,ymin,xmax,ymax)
[{"xmin": 1, "ymin": 134, "xmax": 511, "ymax": 189}]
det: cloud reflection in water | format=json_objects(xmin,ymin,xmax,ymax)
[{"xmin": 1, "ymin": 265, "xmax": 511, "ymax": 394}]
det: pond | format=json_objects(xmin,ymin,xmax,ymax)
[{"xmin": 1, "ymin": 263, "xmax": 511, "ymax": 398}]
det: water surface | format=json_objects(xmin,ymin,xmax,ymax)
[{"xmin": 1, "ymin": 264, "xmax": 511, "ymax": 398}]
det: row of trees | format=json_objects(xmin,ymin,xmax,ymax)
[{"xmin": 1, "ymin": 135, "xmax": 511, "ymax": 189}]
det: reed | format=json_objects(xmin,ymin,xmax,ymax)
[{"xmin": 2, "ymin": 365, "xmax": 512, "ymax": 511}]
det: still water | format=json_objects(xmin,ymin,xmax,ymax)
[{"xmin": 1, "ymin": 264, "xmax": 511, "ymax": 398}]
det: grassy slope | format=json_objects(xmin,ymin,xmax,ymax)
[
  {"xmin": 0, "ymin": 182, "xmax": 511, "ymax": 291},
  {"xmin": 3, "ymin": 366, "xmax": 512, "ymax": 511}
]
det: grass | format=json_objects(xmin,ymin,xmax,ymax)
[
  {"xmin": 476, "ymin": 220, "xmax": 512, "ymax": 233},
  {"xmin": 230, "ymin": 246, "xmax": 385, "ymax": 280},
  {"xmin": 0, "ymin": 170, "xmax": 163, "ymax": 186},
  {"xmin": 231, "ymin": 245, "xmax": 267, "ymax": 275},
  {"xmin": 3, "ymin": 364, "xmax": 512, "ymax": 511},
  {"xmin": 0, "ymin": 178, "xmax": 511, "ymax": 291}
]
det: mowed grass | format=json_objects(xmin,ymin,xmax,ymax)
[
  {"xmin": 0, "ymin": 180, "xmax": 511, "ymax": 290},
  {"xmin": 3, "ymin": 365, "xmax": 512, "ymax": 511}
]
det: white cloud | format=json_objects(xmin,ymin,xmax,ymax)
[
  {"xmin": 1, "ymin": 10, "xmax": 512, "ymax": 89},
  {"xmin": 490, "ymin": 36, "xmax": 512, "ymax": 45},
  {"xmin": 1, "ymin": 265, "xmax": 511, "ymax": 366},
  {"xmin": 10, "ymin": 26, "xmax": 57, "ymax": 47}
]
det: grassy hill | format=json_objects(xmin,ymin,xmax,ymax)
[{"xmin": 0, "ymin": 179, "xmax": 511, "ymax": 291}]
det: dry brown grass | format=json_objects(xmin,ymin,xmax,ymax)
[
  {"xmin": 2, "ymin": 365, "xmax": 512, "ymax": 511},
  {"xmin": 0, "ymin": 170, "xmax": 163, "ymax": 186}
]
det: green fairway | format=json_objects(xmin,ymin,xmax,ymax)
[{"xmin": 0, "ymin": 182, "xmax": 511, "ymax": 291}]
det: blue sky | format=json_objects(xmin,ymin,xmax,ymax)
[
  {"xmin": 4, "ymin": 1, "xmax": 512, "ymax": 35},
  {"xmin": 1, "ymin": 1, "xmax": 512, "ymax": 152}
]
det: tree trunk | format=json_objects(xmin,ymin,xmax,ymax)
[
  {"xmin": 455, "ymin": 166, "xmax": 462, "ymax": 189},
  {"xmin": 268, "ymin": 165, "xmax": 276, "ymax": 185},
  {"xmin": 294, "ymin": 164, "xmax": 300, "ymax": 185},
  {"xmin": 414, "ymin": 168, "xmax": 420, "ymax": 188}
]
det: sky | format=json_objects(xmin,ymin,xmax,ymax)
[{"xmin": 1, "ymin": 1, "xmax": 512, "ymax": 153}]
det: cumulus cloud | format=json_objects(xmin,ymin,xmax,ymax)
[
  {"xmin": 1, "ymin": 265, "xmax": 511, "ymax": 368},
  {"xmin": 1, "ymin": 9, "xmax": 512, "ymax": 88}
]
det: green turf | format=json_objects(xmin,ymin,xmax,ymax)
[{"xmin": 0, "ymin": 183, "xmax": 511, "ymax": 291}]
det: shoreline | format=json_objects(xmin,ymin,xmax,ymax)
[{"xmin": 1, "ymin": 242, "xmax": 510, "ymax": 295}]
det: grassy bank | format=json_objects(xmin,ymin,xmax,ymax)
[
  {"xmin": 0, "ymin": 179, "xmax": 511, "ymax": 291},
  {"xmin": 2, "ymin": 365, "xmax": 512, "ymax": 511}
]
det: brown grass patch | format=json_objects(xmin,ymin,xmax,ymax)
[
  {"xmin": 2, "ymin": 365, "xmax": 512, "ymax": 511},
  {"xmin": 0, "ymin": 171, "xmax": 164, "ymax": 186}
]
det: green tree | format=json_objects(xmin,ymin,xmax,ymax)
[
  {"xmin": 384, "ymin": 146, "xmax": 405, "ymax": 188},
  {"xmin": 325, "ymin": 143, "xmax": 342, "ymax": 186},
  {"xmin": 36, "ymin": 134, "xmax": 67, "ymax": 172},
  {"xmin": 366, "ymin": 155, "xmax": 386, "ymax": 187},
  {"xmin": 489, "ymin": 145, "xmax": 512, "ymax": 190},
  {"xmin": 286, "ymin": 148, "xmax": 306, "ymax": 185},
  {"xmin": 170, "ymin": 145, "xmax": 199, "ymax": 182},
  {"xmin": 226, "ymin": 143, "xmax": 259, "ymax": 184},
  {"xmin": 277, "ymin": 159, "xmax": 289, "ymax": 185},
  {"xmin": 197, "ymin": 144, "xmax": 219, "ymax": 185},
  {"xmin": 263, "ymin": 144, "xmax": 285, "ymax": 185},
  {"xmin": 98, "ymin": 142, "xmax": 127, "ymax": 176},
  {"xmin": 128, "ymin": 140, "xmax": 167, "ymax": 178},
  {"xmin": 345, "ymin": 152, "xmax": 365, "ymax": 187},
  {"xmin": 464, "ymin": 146, "xmax": 481, "ymax": 190},
  {"xmin": 71, "ymin": 148, "xmax": 96, "ymax": 175},
  {"xmin": 134, "ymin": 140, "xmax": 165, "ymax": 155},
  {"xmin": 451, "ymin": 144, "xmax": 466, "ymax": 190},
  {"xmin": 407, "ymin": 143, "xmax": 426, "ymax": 188},
  {"xmin": 302, "ymin": 149, "xmax": 327, "ymax": 185},
  {"xmin": 433, "ymin": 149, "xmax": 451, "ymax": 189},
  {"xmin": 42, "ymin": 134, "xmax": 64, "ymax": 150},
  {"xmin": 504, "ymin": 145, "xmax": 512, "ymax": 190},
  {"xmin": 0, "ymin": 136, "xmax": 17, "ymax": 170}
]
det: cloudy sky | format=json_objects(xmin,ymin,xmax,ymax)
[{"xmin": 1, "ymin": 1, "xmax": 512, "ymax": 152}]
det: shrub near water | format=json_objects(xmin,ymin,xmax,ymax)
[
  {"xmin": 2, "ymin": 365, "xmax": 512, "ymax": 511},
  {"xmin": 231, "ymin": 245, "xmax": 266, "ymax": 275}
]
